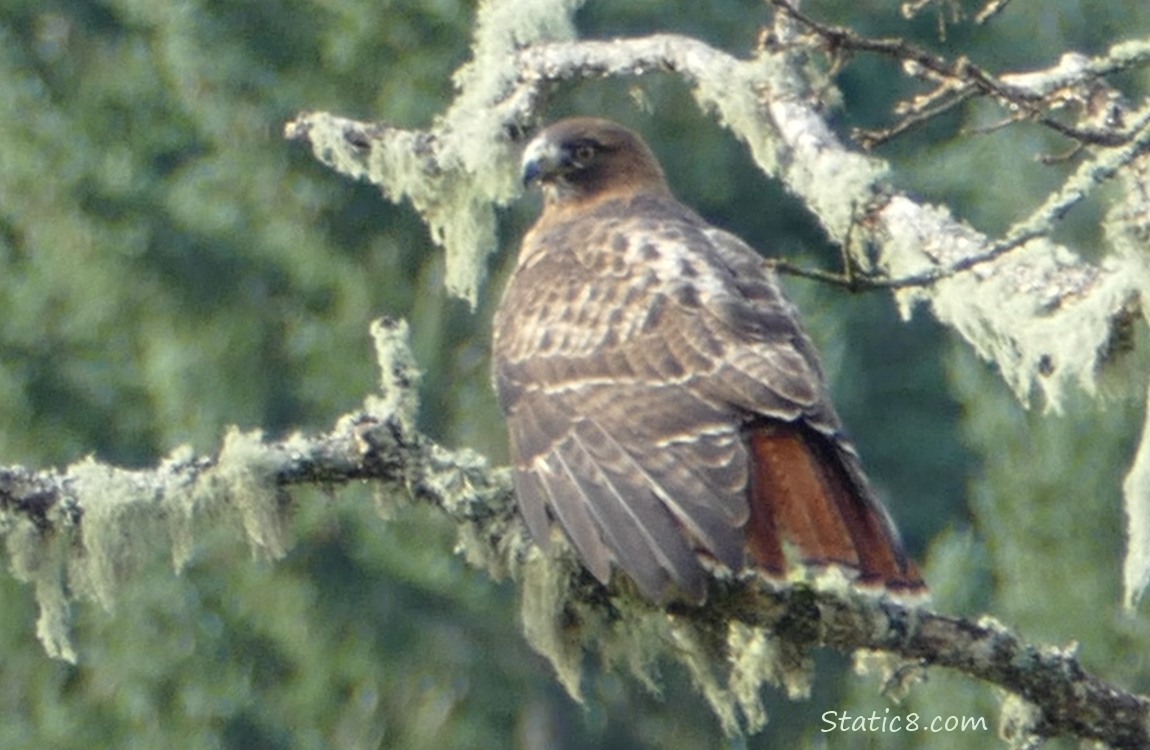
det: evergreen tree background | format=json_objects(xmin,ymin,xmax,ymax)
[{"xmin": 1, "ymin": 1, "xmax": 1148, "ymax": 747}]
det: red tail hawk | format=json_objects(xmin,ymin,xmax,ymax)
[{"xmin": 492, "ymin": 117, "xmax": 923, "ymax": 603}]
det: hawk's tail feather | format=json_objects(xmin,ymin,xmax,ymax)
[{"xmin": 745, "ymin": 424, "xmax": 924, "ymax": 592}]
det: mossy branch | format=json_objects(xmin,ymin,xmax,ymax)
[
  {"xmin": 286, "ymin": 26, "xmax": 1140, "ymax": 411},
  {"xmin": 0, "ymin": 321, "xmax": 1147, "ymax": 747},
  {"xmin": 769, "ymin": 0, "xmax": 1150, "ymax": 149},
  {"xmin": 286, "ymin": 1, "xmax": 1150, "ymax": 612},
  {"xmin": 270, "ymin": 3, "xmax": 1150, "ymax": 744}
]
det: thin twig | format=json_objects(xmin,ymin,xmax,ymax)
[
  {"xmin": 975, "ymin": 0, "xmax": 1014, "ymax": 25},
  {"xmin": 857, "ymin": 87, "xmax": 977, "ymax": 149},
  {"xmin": 1039, "ymin": 142, "xmax": 1086, "ymax": 165},
  {"xmin": 769, "ymin": 0, "xmax": 1150, "ymax": 148},
  {"xmin": 769, "ymin": 227, "xmax": 1045, "ymax": 291}
]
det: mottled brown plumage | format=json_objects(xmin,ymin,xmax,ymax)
[{"xmin": 493, "ymin": 117, "xmax": 922, "ymax": 602}]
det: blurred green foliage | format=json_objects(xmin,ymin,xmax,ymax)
[{"xmin": 1, "ymin": 0, "xmax": 1149, "ymax": 748}]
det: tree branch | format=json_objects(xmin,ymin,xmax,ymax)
[
  {"xmin": 281, "ymin": 6, "xmax": 1150, "ymax": 745},
  {"xmin": 0, "ymin": 321, "xmax": 1147, "ymax": 747},
  {"xmin": 287, "ymin": 27, "xmax": 1139, "ymax": 409},
  {"xmin": 768, "ymin": 0, "xmax": 1150, "ymax": 149}
]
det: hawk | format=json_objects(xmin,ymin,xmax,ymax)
[{"xmin": 492, "ymin": 117, "xmax": 923, "ymax": 603}]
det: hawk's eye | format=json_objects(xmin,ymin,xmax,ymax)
[{"xmin": 573, "ymin": 143, "xmax": 596, "ymax": 163}]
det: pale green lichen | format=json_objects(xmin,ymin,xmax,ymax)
[
  {"xmin": 667, "ymin": 617, "xmax": 743, "ymax": 735},
  {"xmin": 727, "ymin": 621, "xmax": 815, "ymax": 731},
  {"xmin": 6, "ymin": 522, "xmax": 75, "ymax": 663},
  {"xmin": 290, "ymin": 114, "xmax": 504, "ymax": 305},
  {"xmin": 367, "ymin": 317, "xmax": 527, "ymax": 577},
  {"xmin": 454, "ymin": 521, "xmax": 502, "ymax": 578},
  {"xmin": 426, "ymin": 0, "xmax": 583, "ymax": 301},
  {"xmin": 434, "ymin": 445, "xmax": 519, "ymax": 579},
  {"xmin": 6, "ymin": 318, "xmax": 431, "ymax": 661},
  {"xmin": 367, "ymin": 318, "xmax": 421, "ymax": 431},
  {"xmin": 998, "ymin": 693, "xmax": 1045, "ymax": 750},
  {"xmin": 726, "ymin": 623, "xmax": 772, "ymax": 730},
  {"xmin": 883, "ymin": 196, "xmax": 1142, "ymax": 411},
  {"xmin": 1123, "ymin": 375, "xmax": 1150, "ymax": 608},
  {"xmin": 514, "ymin": 537, "xmax": 783, "ymax": 734},
  {"xmin": 294, "ymin": 0, "xmax": 585, "ymax": 304},
  {"xmin": 692, "ymin": 55, "xmax": 783, "ymax": 174},
  {"xmin": 362, "ymin": 317, "xmax": 425, "ymax": 520},
  {"xmin": 31, "ymin": 557, "xmax": 76, "ymax": 663},
  {"xmin": 593, "ymin": 604, "xmax": 667, "ymax": 696},
  {"xmin": 514, "ymin": 541, "xmax": 887, "ymax": 737},
  {"xmin": 6, "ymin": 429, "xmax": 297, "ymax": 660},
  {"xmin": 513, "ymin": 531, "xmax": 800, "ymax": 736},
  {"xmin": 444, "ymin": 0, "xmax": 581, "ymax": 176},
  {"xmin": 1104, "ymin": 154, "xmax": 1150, "ymax": 608},
  {"xmin": 693, "ymin": 52, "xmax": 887, "ymax": 246},
  {"xmin": 853, "ymin": 649, "xmax": 925, "ymax": 703},
  {"xmin": 518, "ymin": 547, "xmax": 585, "ymax": 701},
  {"xmin": 162, "ymin": 444, "xmax": 199, "ymax": 573},
  {"xmin": 8, "ymin": 449, "xmax": 223, "ymax": 659},
  {"xmin": 213, "ymin": 427, "xmax": 291, "ymax": 561},
  {"xmin": 66, "ymin": 456, "xmax": 168, "ymax": 610},
  {"xmin": 933, "ymin": 254, "xmax": 1128, "ymax": 408},
  {"xmin": 1109, "ymin": 38, "xmax": 1150, "ymax": 67}
]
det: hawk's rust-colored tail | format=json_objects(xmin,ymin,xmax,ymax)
[{"xmin": 745, "ymin": 424, "xmax": 925, "ymax": 592}]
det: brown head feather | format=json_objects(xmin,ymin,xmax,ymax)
[{"xmin": 521, "ymin": 118, "xmax": 670, "ymax": 215}]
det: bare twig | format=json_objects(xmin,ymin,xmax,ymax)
[
  {"xmin": 856, "ymin": 86, "xmax": 976, "ymax": 149},
  {"xmin": 768, "ymin": 226, "xmax": 1046, "ymax": 291},
  {"xmin": 769, "ymin": 0, "xmax": 1150, "ymax": 148},
  {"xmin": 975, "ymin": 0, "xmax": 1014, "ymax": 25}
]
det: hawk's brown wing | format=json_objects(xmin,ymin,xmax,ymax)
[{"xmin": 493, "ymin": 195, "xmax": 918, "ymax": 602}]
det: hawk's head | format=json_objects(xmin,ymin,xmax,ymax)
[{"xmin": 521, "ymin": 118, "xmax": 669, "ymax": 206}]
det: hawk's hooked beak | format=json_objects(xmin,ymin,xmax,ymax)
[{"xmin": 520, "ymin": 135, "xmax": 567, "ymax": 188}]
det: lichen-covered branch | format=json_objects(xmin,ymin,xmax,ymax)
[
  {"xmin": 0, "ymin": 321, "xmax": 1146, "ymax": 747},
  {"xmin": 769, "ymin": 0, "xmax": 1150, "ymax": 148},
  {"xmin": 286, "ymin": 24, "xmax": 1139, "ymax": 410},
  {"xmin": 276, "ymin": 1, "xmax": 1150, "ymax": 743}
]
